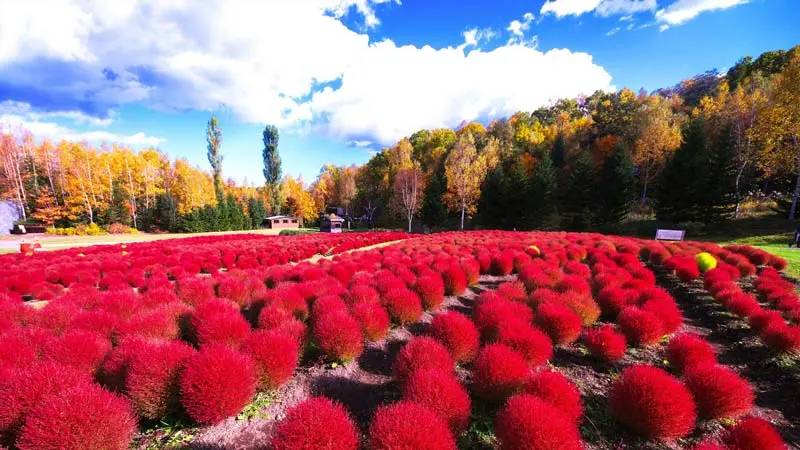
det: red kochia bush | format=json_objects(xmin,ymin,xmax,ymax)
[
  {"xmin": 41, "ymin": 329, "xmax": 111, "ymax": 375},
  {"xmin": 760, "ymin": 323, "xmax": 800, "ymax": 354},
  {"xmin": 188, "ymin": 298, "xmax": 251, "ymax": 347},
  {"xmin": 641, "ymin": 297, "xmax": 683, "ymax": 334},
  {"xmin": 429, "ymin": 311, "xmax": 480, "ymax": 363},
  {"xmin": 442, "ymin": 263, "xmax": 468, "ymax": 296},
  {"xmin": 609, "ymin": 365, "xmax": 696, "ymax": 440},
  {"xmin": 352, "ymin": 301, "xmax": 390, "ymax": 342},
  {"xmin": 125, "ymin": 340, "xmax": 195, "ymax": 419},
  {"xmin": 383, "ymin": 287, "xmax": 423, "ymax": 325},
  {"xmin": 312, "ymin": 310, "xmax": 364, "ymax": 362},
  {"xmin": 497, "ymin": 321, "xmax": 553, "ymax": 367},
  {"xmin": 369, "ymin": 401, "xmax": 456, "ymax": 450},
  {"xmin": 597, "ymin": 287, "xmax": 639, "ymax": 318},
  {"xmin": 496, "ymin": 281, "xmax": 528, "ymax": 303},
  {"xmin": 473, "ymin": 343, "xmax": 530, "ymax": 401},
  {"xmin": 617, "ymin": 307, "xmax": 664, "ymax": 347},
  {"xmin": 524, "ymin": 370, "xmax": 583, "ymax": 424},
  {"xmin": 402, "ymin": 368, "xmax": 471, "ymax": 434},
  {"xmin": 415, "ymin": 273, "xmax": 445, "ymax": 310},
  {"xmin": 683, "ymin": 364, "xmax": 754, "ymax": 420},
  {"xmin": 393, "ymin": 337, "xmax": 454, "ymax": 384},
  {"xmin": 242, "ymin": 330, "xmax": 299, "ymax": 391},
  {"xmin": 17, "ymin": 383, "xmax": 136, "ymax": 450},
  {"xmin": 666, "ymin": 333, "xmax": 717, "ymax": 373},
  {"xmin": 722, "ymin": 417, "xmax": 787, "ymax": 450},
  {"xmin": 271, "ymin": 397, "xmax": 359, "ymax": 450},
  {"xmin": 347, "ymin": 284, "xmax": 380, "ymax": 305},
  {"xmin": 495, "ymin": 394, "xmax": 583, "ymax": 450},
  {"xmin": 0, "ymin": 361, "xmax": 90, "ymax": 438},
  {"xmin": 474, "ymin": 295, "xmax": 533, "ymax": 341},
  {"xmin": 535, "ymin": 303, "xmax": 583, "ymax": 345},
  {"xmin": 583, "ymin": 324, "xmax": 627, "ymax": 362},
  {"xmin": 179, "ymin": 344, "xmax": 257, "ymax": 425}
]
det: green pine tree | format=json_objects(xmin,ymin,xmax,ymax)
[
  {"xmin": 596, "ymin": 141, "xmax": 636, "ymax": 226},
  {"xmin": 560, "ymin": 150, "xmax": 597, "ymax": 230},
  {"xmin": 528, "ymin": 149, "xmax": 558, "ymax": 228},
  {"xmin": 655, "ymin": 119, "xmax": 708, "ymax": 223}
]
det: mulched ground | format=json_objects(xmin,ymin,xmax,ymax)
[{"xmin": 135, "ymin": 270, "xmax": 800, "ymax": 450}]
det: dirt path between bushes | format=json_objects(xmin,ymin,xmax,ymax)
[
  {"xmin": 164, "ymin": 275, "xmax": 509, "ymax": 450},
  {"xmin": 301, "ymin": 239, "xmax": 406, "ymax": 264}
]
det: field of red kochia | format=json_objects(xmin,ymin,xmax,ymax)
[{"xmin": 0, "ymin": 230, "xmax": 796, "ymax": 449}]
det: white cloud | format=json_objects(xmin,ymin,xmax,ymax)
[
  {"xmin": 309, "ymin": 43, "xmax": 612, "ymax": 144},
  {"xmin": 540, "ymin": 0, "xmax": 655, "ymax": 17},
  {"xmin": 0, "ymin": 0, "xmax": 613, "ymax": 146},
  {"xmin": 606, "ymin": 27, "xmax": 622, "ymax": 36},
  {"xmin": 656, "ymin": 0, "xmax": 748, "ymax": 28},
  {"xmin": 506, "ymin": 12, "xmax": 535, "ymax": 40},
  {"xmin": 0, "ymin": 101, "xmax": 164, "ymax": 146},
  {"xmin": 461, "ymin": 27, "xmax": 497, "ymax": 48}
]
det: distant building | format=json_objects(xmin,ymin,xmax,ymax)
[
  {"xmin": 320, "ymin": 213, "xmax": 345, "ymax": 233},
  {"xmin": 262, "ymin": 215, "xmax": 301, "ymax": 230}
]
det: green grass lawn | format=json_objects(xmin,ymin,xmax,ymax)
[{"xmin": 718, "ymin": 233, "xmax": 800, "ymax": 278}]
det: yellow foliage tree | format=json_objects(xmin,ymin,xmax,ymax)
[
  {"xmin": 633, "ymin": 94, "xmax": 684, "ymax": 204},
  {"xmin": 753, "ymin": 52, "xmax": 800, "ymax": 219},
  {"xmin": 281, "ymin": 176, "xmax": 317, "ymax": 224},
  {"xmin": 444, "ymin": 134, "xmax": 499, "ymax": 229}
]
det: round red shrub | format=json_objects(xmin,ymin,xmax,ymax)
[
  {"xmin": 242, "ymin": 330, "xmax": 299, "ymax": 391},
  {"xmin": 352, "ymin": 301, "xmax": 390, "ymax": 342},
  {"xmin": 496, "ymin": 281, "xmax": 528, "ymax": 303},
  {"xmin": 347, "ymin": 284, "xmax": 380, "ymax": 305},
  {"xmin": 368, "ymin": 401, "xmax": 456, "ymax": 450},
  {"xmin": 760, "ymin": 323, "xmax": 800, "ymax": 354},
  {"xmin": 383, "ymin": 287, "xmax": 423, "ymax": 325},
  {"xmin": 583, "ymin": 324, "xmax": 627, "ymax": 362},
  {"xmin": 560, "ymin": 291, "xmax": 601, "ymax": 326},
  {"xmin": 312, "ymin": 310, "xmax": 364, "ymax": 362},
  {"xmin": 125, "ymin": 340, "xmax": 195, "ymax": 419},
  {"xmin": 475, "ymin": 295, "xmax": 533, "ymax": 341},
  {"xmin": 726, "ymin": 293, "xmax": 762, "ymax": 318},
  {"xmin": 683, "ymin": 364, "xmax": 754, "ymax": 420},
  {"xmin": 0, "ymin": 361, "xmax": 90, "ymax": 438},
  {"xmin": 393, "ymin": 337, "xmax": 454, "ymax": 384},
  {"xmin": 473, "ymin": 343, "xmax": 530, "ymax": 401},
  {"xmin": 748, "ymin": 310, "xmax": 785, "ymax": 334},
  {"xmin": 722, "ymin": 417, "xmax": 787, "ymax": 450},
  {"xmin": 497, "ymin": 321, "xmax": 553, "ymax": 367},
  {"xmin": 415, "ymin": 274, "xmax": 445, "ymax": 310},
  {"xmin": 17, "ymin": 383, "xmax": 136, "ymax": 450},
  {"xmin": 666, "ymin": 333, "xmax": 717, "ymax": 373},
  {"xmin": 402, "ymin": 368, "xmax": 471, "ymax": 434},
  {"xmin": 41, "ymin": 329, "xmax": 111, "ymax": 375},
  {"xmin": 617, "ymin": 307, "xmax": 664, "ymax": 346},
  {"xmin": 524, "ymin": 370, "xmax": 583, "ymax": 423},
  {"xmin": 609, "ymin": 365, "xmax": 696, "ymax": 440},
  {"xmin": 442, "ymin": 263, "xmax": 467, "ymax": 296},
  {"xmin": 189, "ymin": 298, "xmax": 251, "ymax": 347},
  {"xmin": 271, "ymin": 397, "xmax": 359, "ymax": 450},
  {"xmin": 179, "ymin": 344, "xmax": 257, "ymax": 425},
  {"xmin": 272, "ymin": 283, "xmax": 309, "ymax": 320},
  {"xmin": 177, "ymin": 277, "xmax": 216, "ymax": 305},
  {"xmin": 429, "ymin": 311, "xmax": 480, "ymax": 363},
  {"xmin": 535, "ymin": 303, "xmax": 582, "ymax": 345},
  {"xmin": 495, "ymin": 394, "xmax": 583, "ymax": 450},
  {"xmin": 491, "ymin": 252, "xmax": 515, "ymax": 275},
  {"xmin": 0, "ymin": 331, "xmax": 36, "ymax": 368},
  {"xmin": 641, "ymin": 297, "xmax": 683, "ymax": 334}
]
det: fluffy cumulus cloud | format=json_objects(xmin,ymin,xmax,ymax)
[
  {"xmin": 656, "ymin": 0, "xmax": 749, "ymax": 29},
  {"xmin": 540, "ymin": 0, "xmax": 656, "ymax": 18},
  {"xmin": 0, "ymin": 0, "xmax": 613, "ymax": 145}
]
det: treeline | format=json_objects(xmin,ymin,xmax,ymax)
[{"xmin": 308, "ymin": 45, "xmax": 800, "ymax": 231}]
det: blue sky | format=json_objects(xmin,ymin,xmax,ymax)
[{"xmin": 0, "ymin": 0, "xmax": 798, "ymax": 183}]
